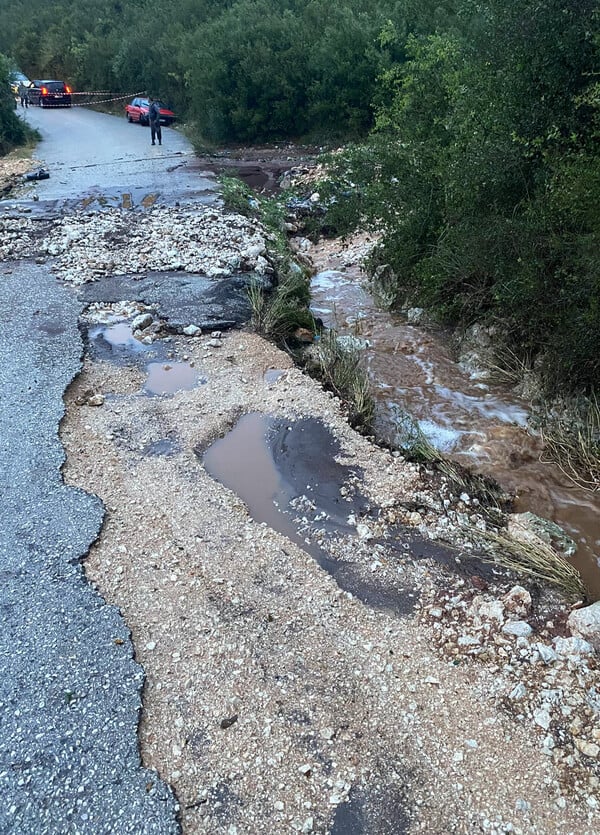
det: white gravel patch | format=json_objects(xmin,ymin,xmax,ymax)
[{"xmin": 36, "ymin": 205, "xmax": 273, "ymax": 284}]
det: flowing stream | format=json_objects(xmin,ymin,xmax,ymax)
[{"xmin": 308, "ymin": 249, "xmax": 600, "ymax": 600}]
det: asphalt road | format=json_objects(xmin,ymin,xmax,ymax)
[
  {"xmin": 21, "ymin": 103, "xmax": 216, "ymax": 206},
  {"xmin": 0, "ymin": 105, "xmax": 225, "ymax": 834}
]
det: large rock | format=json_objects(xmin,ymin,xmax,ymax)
[{"xmin": 568, "ymin": 602, "xmax": 600, "ymax": 654}]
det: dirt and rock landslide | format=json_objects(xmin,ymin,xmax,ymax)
[{"xmin": 2, "ymin": 151, "xmax": 600, "ymax": 833}]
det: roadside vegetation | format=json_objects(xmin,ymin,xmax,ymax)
[
  {"xmin": 220, "ymin": 174, "xmax": 375, "ymax": 432},
  {"xmin": 0, "ymin": 54, "xmax": 37, "ymax": 155}
]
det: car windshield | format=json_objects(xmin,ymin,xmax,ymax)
[{"xmin": 43, "ymin": 82, "xmax": 66, "ymax": 92}]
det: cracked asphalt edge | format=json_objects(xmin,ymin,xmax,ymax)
[{"xmin": 0, "ymin": 260, "xmax": 180, "ymax": 834}]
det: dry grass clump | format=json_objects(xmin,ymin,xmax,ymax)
[
  {"xmin": 485, "ymin": 345, "xmax": 533, "ymax": 387},
  {"xmin": 306, "ymin": 329, "xmax": 375, "ymax": 431},
  {"xmin": 539, "ymin": 393, "xmax": 600, "ymax": 492},
  {"xmin": 249, "ymin": 273, "xmax": 315, "ymax": 342},
  {"xmin": 468, "ymin": 527, "xmax": 585, "ymax": 599}
]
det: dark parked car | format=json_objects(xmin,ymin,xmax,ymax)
[
  {"xmin": 125, "ymin": 97, "xmax": 175, "ymax": 126},
  {"xmin": 28, "ymin": 80, "xmax": 72, "ymax": 107}
]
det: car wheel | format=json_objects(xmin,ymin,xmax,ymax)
[{"xmin": 127, "ymin": 113, "xmax": 133, "ymax": 122}]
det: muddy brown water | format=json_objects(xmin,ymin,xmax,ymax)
[
  {"xmin": 310, "ymin": 266, "xmax": 600, "ymax": 600},
  {"xmin": 144, "ymin": 361, "xmax": 201, "ymax": 395},
  {"xmin": 202, "ymin": 413, "xmax": 419, "ymax": 616}
]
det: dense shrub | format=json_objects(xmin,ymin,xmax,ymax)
[{"xmin": 0, "ymin": 54, "xmax": 32, "ymax": 154}]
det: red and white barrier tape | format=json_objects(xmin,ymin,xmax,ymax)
[{"xmin": 19, "ymin": 90, "xmax": 148, "ymax": 107}]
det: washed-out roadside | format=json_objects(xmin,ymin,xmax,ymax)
[{"xmin": 2, "ymin": 137, "xmax": 600, "ymax": 833}]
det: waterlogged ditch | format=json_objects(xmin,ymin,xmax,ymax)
[{"xmin": 309, "ymin": 257, "xmax": 600, "ymax": 599}]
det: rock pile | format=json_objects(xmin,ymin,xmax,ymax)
[
  {"xmin": 0, "ymin": 216, "xmax": 35, "ymax": 260},
  {"xmin": 39, "ymin": 206, "xmax": 274, "ymax": 285}
]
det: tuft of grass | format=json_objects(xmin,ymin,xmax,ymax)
[
  {"xmin": 249, "ymin": 273, "xmax": 314, "ymax": 342},
  {"xmin": 484, "ymin": 344, "xmax": 534, "ymax": 387},
  {"xmin": 539, "ymin": 393, "xmax": 600, "ymax": 492},
  {"xmin": 218, "ymin": 175, "xmax": 257, "ymax": 217},
  {"xmin": 305, "ymin": 329, "xmax": 374, "ymax": 431},
  {"xmin": 465, "ymin": 526, "xmax": 586, "ymax": 599}
]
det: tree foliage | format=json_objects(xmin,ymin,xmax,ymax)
[
  {"xmin": 0, "ymin": 0, "xmax": 399, "ymax": 141},
  {"xmin": 323, "ymin": 0, "xmax": 600, "ymax": 393},
  {"xmin": 1, "ymin": 0, "xmax": 599, "ymax": 392},
  {"xmin": 0, "ymin": 54, "xmax": 32, "ymax": 154}
]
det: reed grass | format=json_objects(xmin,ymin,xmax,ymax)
[
  {"xmin": 307, "ymin": 329, "xmax": 375, "ymax": 430},
  {"xmin": 249, "ymin": 273, "xmax": 314, "ymax": 342},
  {"xmin": 539, "ymin": 393, "xmax": 600, "ymax": 493},
  {"xmin": 466, "ymin": 526, "xmax": 586, "ymax": 599}
]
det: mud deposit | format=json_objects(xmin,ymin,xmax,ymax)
[{"xmin": 203, "ymin": 413, "xmax": 417, "ymax": 615}]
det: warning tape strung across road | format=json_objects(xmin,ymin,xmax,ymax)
[
  {"xmin": 20, "ymin": 90, "xmax": 148, "ymax": 108},
  {"xmin": 70, "ymin": 90, "xmax": 148, "ymax": 107}
]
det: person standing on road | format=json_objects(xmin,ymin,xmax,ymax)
[
  {"xmin": 18, "ymin": 82, "xmax": 28, "ymax": 108},
  {"xmin": 148, "ymin": 96, "xmax": 162, "ymax": 146}
]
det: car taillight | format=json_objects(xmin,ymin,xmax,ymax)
[
  {"xmin": 41, "ymin": 87, "xmax": 47, "ymax": 95},
  {"xmin": 65, "ymin": 86, "xmax": 72, "ymax": 94}
]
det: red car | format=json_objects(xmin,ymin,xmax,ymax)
[{"xmin": 125, "ymin": 97, "xmax": 175, "ymax": 126}]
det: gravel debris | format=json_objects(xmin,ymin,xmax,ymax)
[
  {"xmin": 8, "ymin": 195, "xmax": 592, "ymax": 833},
  {"xmin": 61, "ymin": 320, "xmax": 600, "ymax": 834},
  {"xmin": 36, "ymin": 205, "xmax": 273, "ymax": 284}
]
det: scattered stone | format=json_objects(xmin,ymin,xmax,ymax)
[
  {"xmin": 568, "ymin": 602, "xmax": 600, "ymax": 654},
  {"xmin": 183, "ymin": 324, "xmax": 201, "ymax": 337},
  {"xmin": 574, "ymin": 739, "xmax": 600, "ymax": 759},
  {"xmin": 502, "ymin": 586, "xmax": 532, "ymax": 617},
  {"xmin": 131, "ymin": 312, "xmax": 153, "ymax": 331},
  {"xmin": 502, "ymin": 621, "xmax": 533, "ymax": 638}
]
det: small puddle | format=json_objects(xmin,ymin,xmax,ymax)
[
  {"xmin": 90, "ymin": 322, "xmax": 145, "ymax": 349},
  {"xmin": 264, "ymin": 368, "xmax": 286, "ymax": 384},
  {"xmin": 144, "ymin": 362, "xmax": 202, "ymax": 395},
  {"xmin": 202, "ymin": 413, "xmax": 416, "ymax": 615},
  {"xmin": 88, "ymin": 322, "xmax": 152, "ymax": 362}
]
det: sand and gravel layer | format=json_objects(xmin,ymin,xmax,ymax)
[{"xmin": 60, "ymin": 321, "xmax": 600, "ymax": 835}]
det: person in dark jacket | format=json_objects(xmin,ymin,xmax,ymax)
[
  {"xmin": 18, "ymin": 82, "xmax": 29, "ymax": 108},
  {"xmin": 148, "ymin": 96, "xmax": 161, "ymax": 146}
]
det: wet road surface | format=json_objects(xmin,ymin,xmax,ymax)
[
  {"xmin": 21, "ymin": 105, "xmax": 216, "ymax": 207},
  {"xmin": 0, "ymin": 260, "xmax": 179, "ymax": 833}
]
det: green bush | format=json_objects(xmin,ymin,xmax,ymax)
[{"xmin": 0, "ymin": 54, "xmax": 33, "ymax": 154}]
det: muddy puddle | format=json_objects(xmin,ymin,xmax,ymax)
[
  {"xmin": 87, "ymin": 319, "xmax": 205, "ymax": 396},
  {"xmin": 202, "ymin": 413, "xmax": 418, "ymax": 615},
  {"xmin": 144, "ymin": 362, "xmax": 203, "ymax": 395},
  {"xmin": 310, "ymin": 263, "xmax": 600, "ymax": 599}
]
